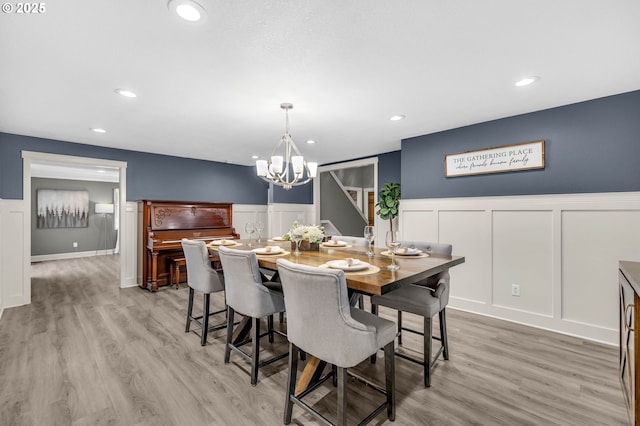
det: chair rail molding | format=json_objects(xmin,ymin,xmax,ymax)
[{"xmin": 399, "ymin": 191, "xmax": 640, "ymax": 345}]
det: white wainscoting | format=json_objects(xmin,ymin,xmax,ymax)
[
  {"xmin": 0, "ymin": 199, "xmax": 30, "ymax": 309},
  {"xmin": 233, "ymin": 204, "xmax": 269, "ymax": 239},
  {"xmin": 268, "ymin": 203, "xmax": 316, "ymax": 239},
  {"xmin": 400, "ymin": 192, "xmax": 640, "ymax": 345},
  {"xmin": 121, "ymin": 202, "xmax": 138, "ymax": 288}
]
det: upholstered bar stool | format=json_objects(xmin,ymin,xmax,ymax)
[
  {"xmin": 370, "ymin": 241, "xmax": 452, "ymax": 387},
  {"xmin": 181, "ymin": 239, "xmax": 227, "ymax": 346},
  {"xmin": 277, "ymin": 259, "xmax": 396, "ymax": 426},
  {"xmin": 217, "ymin": 246, "xmax": 288, "ymax": 386},
  {"xmin": 326, "ymin": 235, "xmax": 368, "ymax": 309}
]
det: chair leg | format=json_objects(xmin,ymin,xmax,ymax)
[
  {"xmin": 279, "ymin": 312, "xmax": 284, "ymax": 323},
  {"xmin": 370, "ymin": 304, "xmax": 378, "ymax": 364},
  {"xmin": 251, "ymin": 317, "xmax": 260, "ymax": 386},
  {"xmin": 424, "ymin": 316, "xmax": 433, "ymax": 387},
  {"xmin": 284, "ymin": 343, "xmax": 298, "ymax": 425},
  {"xmin": 268, "ymin": 314, "xmax": 274, "ymax": 343},
  {"xmin": 357, "ymin": 294, "xmax": 364, "ymax": 309},
  {"xmin": 397, "ymin": 310, "xmax": 403, "ymax": 346},
  {"xmin": 201, "ymin": 293, "xmax": 210, "ymax": 346},
  {"xmin": 185, "ymin": 287, "xmax": 194, "ymax": 333},
  {"xmin": 336, "ymin": 367, "xmax": 347, "ymax": 426},
  {"xmin": 384, "ymin": 341, "xmax": 396, "ymax": 421},
  {"xmin": 440, "ymin": 308, "xmax": 449, "ymax": 360},
  {"xmin": 224, "ymin": 307, "xmax": 235, "ymax": 364}
]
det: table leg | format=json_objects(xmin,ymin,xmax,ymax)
[
  {"xmin": 231, "ymin": 315, "xmax": 252, "ymax": 344},
  {"xmin": 295, "ymin": 355, "xmax": 323, "ymax": 395}
]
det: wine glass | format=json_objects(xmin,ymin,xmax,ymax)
[
  {"xmin": 245, "ymin": 222, "xmax": 256, "ymax": 247},
  {"xmin": 290, "ymin": 228, "xmax": 303, "ymax": 256},
  {"xmin": 255, "ymin": 221, "xmax": 264, "ymax": 243},
  {"xmin": 385, "ymin": 231, "xmax": 400, "ymax": 271},
  {"xmin": 364, "ymin": 226, "xmax": 375, "ymax": 257}
]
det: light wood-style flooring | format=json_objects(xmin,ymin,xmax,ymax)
[{"xmin": 0, "ymin": 256, "xmax": 628, "ymax": 425}]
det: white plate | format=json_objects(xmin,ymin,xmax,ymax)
[
  {"xmin": 326, "ymin": 259, "xmax": 369, "ymax": 271},
  {"xmin": 252, "ymin": 247, "xmax": 284, "ymax": 255},
  {"xmin": 209, "ymin": 239, "xmax": 236, "ymax": 246},
  {"xmin": 322, "ymin": 240, "xmax": 348, "ymax": 247},
  {"xmin": 271, "ymin": 236, "xmax": 285, "ymax": 241},
  {"xmin": 395, "ymin": 247, "xmax": 423, "ymax": 256}
]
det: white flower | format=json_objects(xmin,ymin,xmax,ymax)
[{"xmin": 284, "ymin": 221, "xmax": 325, "ymax": 243}]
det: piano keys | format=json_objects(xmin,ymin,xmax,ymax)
[{"xmin": 139, "ymin": 200, "xmax": 239, "ymax": 291}]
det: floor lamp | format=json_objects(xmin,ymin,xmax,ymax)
[{"xmin": 95, "ymin": 203, "xmax": 114, "ymax": 255}]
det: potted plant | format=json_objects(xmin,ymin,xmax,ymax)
[{"xmin": 375, "ymin": 182, "xmax": 401, "ymax": 233}]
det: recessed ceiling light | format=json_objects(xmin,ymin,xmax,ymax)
[
  {"xmin": 115, "ymin": 88, "xmax": 137, "ymax": 98},
  {"xmin": 306, "ymin": 140, "xmax": 316, "ymax": 144},
  {"xmin": 251, "ymin": 155, "xmax": 259, "ymax": 160},
  {"xmin": 389, "ymin": 115, "xmax": 406, "ymax": 121},
  {"xmin": 97, "ymin": 169, "xmax": 106, "ymax": 173},
  {"xmin": 91, "ymin": 128, "xmax": 106, "ymax": 133},
  {"xmin": 515, "ymin": 76, "xmax": 540, "ymax": 87},
  {"xmin": 168, "ymin": 0, "xmax": 206, "ymax": 22}
]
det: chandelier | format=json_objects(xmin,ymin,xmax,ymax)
[{"xmin": 256, "ymin": 103, "xmax": 318, "ymax": 190}]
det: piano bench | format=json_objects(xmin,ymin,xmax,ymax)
[{"xmin": 168, "ymin": 255, "xmax": 222, "ymax": 289}]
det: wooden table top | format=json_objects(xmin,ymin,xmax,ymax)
[{"xmin": 209, "ymin": 239, "xmax": 465, "ymax": 296}]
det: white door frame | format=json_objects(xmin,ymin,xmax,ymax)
[{"xmin": 22, "ymin": 151, "xmax": 128, "ymax": 302}]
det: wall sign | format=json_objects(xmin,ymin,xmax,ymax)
[{"xmin": 444, "ymin": 140, "xmax": 545, "ymax": 177}]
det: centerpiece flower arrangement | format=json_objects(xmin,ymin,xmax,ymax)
[{"xmin": 283, "ymin": 221, "xmax": 325, "ymax": 251}]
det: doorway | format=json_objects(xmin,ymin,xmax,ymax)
[
  {"xmin": 22, "ymin": 151, "xmax": 128, "ymax": 304},
  {"xmin": 313, "ymin": 157, "xmax": 378, "ymax": 239}
]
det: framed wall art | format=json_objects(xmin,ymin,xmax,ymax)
[{"xmin": 36, "ymin": 189, "xmax": 89, "ymax": 228}]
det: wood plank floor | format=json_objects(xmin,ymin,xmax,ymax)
[{"xmin": 0, "ymin": 256, "xmax": 628, "ymax": 425}]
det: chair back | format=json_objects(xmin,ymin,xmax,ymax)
[
  {"xmin": 331, "ymin": 235, "xmax": 369, "ymax": 247},
  {"xmin": 276, "ymin": 259, "xmax": 378, "ymax": 368},
  {"xmin": 217, "ymin": 246, "xmax": 285, "ymax": 317},
  {"xmin": 401, "ymin": 240, "xmax": 452, "ymax": 306},
  {"xmin": 181, "ymin": 239, "xmax": 224, "ymax": 294},
  {"xmin": 400, "ymin": 240, "xmax": 452, "ymax": 256}
]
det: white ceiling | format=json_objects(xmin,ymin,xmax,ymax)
[{"xmin": 1, "ymin": 1, "xmax": 639, "ymax": 168}]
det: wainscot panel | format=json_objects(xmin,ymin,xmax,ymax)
[
  {"xmin": 0, "ymin": 199, "xmax": 29, "ymax": 308},
  {"xmin": 399, "ymin": 192, "xmax": 640, "ymax": 344}
]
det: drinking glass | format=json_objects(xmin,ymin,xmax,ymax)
[
  {"xmin": 245, "ymin": 222, "xmax": 256, "ymax": 247},
  {"xmin": 290, "ymin": 229, "xmax": 303, "ymax": 256},
  {"xmin": 364, "ymin": 226, "xmax": 375, "ymax": 257},
  {"xmin": 255, "ymin": 221, "xmax": 264, "ymax": 243},
  {"xmin": 385, "ymin": 230, "xmax": 400, "ymax": 271}
]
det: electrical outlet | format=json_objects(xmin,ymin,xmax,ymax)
[
  {"xmin": 511, "ymin": 284, "xmax": 521, "ymax": 297},
  {"xmin": 73, "ymin": 242, "xmax": 78, "ymax": 248}
]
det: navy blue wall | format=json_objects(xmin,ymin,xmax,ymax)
[
  {"xmin": 377, "ymin": 150, "xmax": 402, "ymax": 190},
  {"xmin": 401, "ymin": 90, "xmax": 640, "ymax": 199},
  {"xmin": 270, "ymin": 182, "xmax": 314, "ymax": 204},
  {"xmin": 0, "ymin": 133, "xmax": 269, "ymax": 203}
]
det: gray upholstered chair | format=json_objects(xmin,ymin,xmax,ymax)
[
  {"xmin": 327, "ymin": 235, "xmax": 369, "ymax": 309},
  {"xmin": 181, "ymin": 239, "xmax": 227, "ymax": 346},
  {"xmin": 217, "ymin": 246, "xmax": 287, "ymax": 386},
  {"xmin": 330, "ymin": 235, "xmax": 369, "ymax": 247},
  {"xmin": 370, "ymin": 240, "xmax": 452, "ymax": 387},
  {"xmin": 277, "ymin": 259, "xmax": 396, "ymax": 426}
]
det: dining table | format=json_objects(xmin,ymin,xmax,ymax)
[{"xmin": 208, "ymin": 237, "xmax": 465, "ymax": 393}]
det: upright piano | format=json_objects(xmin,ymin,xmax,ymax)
[{"xmin": 140, "ymin": 200, "xmax": 240, "ymax": 291}]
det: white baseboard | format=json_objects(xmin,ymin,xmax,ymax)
[{"xmin": 31, "ymin": 250, "xmax": 115, "ymax": 263}]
